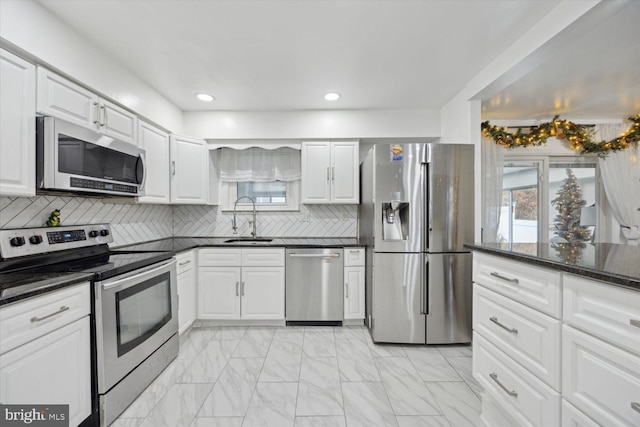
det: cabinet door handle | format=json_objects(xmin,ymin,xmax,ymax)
[
  {"xmin": 490, "ymin": 272, "xmax": 519, "ymax": 284},
  {"xmin": 489, "ymin": 372, "xmax": 517, "ymax": 397},
  {"xmin": 99, "ymin": 105, "xmax": 106, "ymax": 126},
  {"xmin": 630, "ymin": 319, "xmax": 640, "ymax": 328},
  {"xmin": 326, "ymin": 167, "xmax": 330, "ymax": 181},
  {"xmin": 236, "ymin": 281, "xmax": 239, "ymax": 296},
  {"xmin": 31, "ymin": 306, "xmax": 69, "ymax": 323},
  {"xmin": 490, "ymin": 316, "xmax": 518, "ymax": 334},
  {"xmin": 172, "ymin": 161, "xmax": 176, "ymax": 176},
  {"xmin": 345, "ymin": 283, "xmax": 349, "ymax": 298},
  {"xmin": 331, "ymin": 166, "xmax": 335, "ymax": 181},
  {"xmin": 241, "ymin": 281, "xmax": 245, "ymax": 296},
  {"xmin": 93, "ymin": 102, "xmax": 100, "ymax": 124},
  {"xmin": 178, "ymin": 260, "xmax": 191, "ymax": 266},
  {"xmin": 632, "ymin": 402, "xmax": 640, "ymax": 414}
]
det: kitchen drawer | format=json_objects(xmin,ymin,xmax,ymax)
[
  {"xmin": 562, "ymin": 325, "xmax": 640, "ymax": 427},
  {"xmin": 474, "ymin": 284, "xmax": 561, "ymax": 390},
  {"xmin": 473, "ymin": 252, "xmax": 562, "ymax": 318},
  {"xmin": 563, "ymin": 274, "xmax": 640, "ymax": 356},
  {"xmin": 241, "ymin": 248, "xmax": 284, "ymax": 267},
  {"xmin": 473, "ymin": 332, "xmax": 561, "ymax": 427},
  {"xmin": 0, "ymin": 283, "xmax": 90, "ymax": 355},
  {"xmin": 343, "ymin": 247, "xmax": 365, "ymax": 266},
  {"xmin": 175, "ymin": 250, "xmax": 195, "ymax": 275},
  {"xmin": 198, "ymin": 248, "xmax": 242, "ymax": 266},
  {"xmin": 562, "ymin": 399, "xmax": 600, "ymax": 427}
]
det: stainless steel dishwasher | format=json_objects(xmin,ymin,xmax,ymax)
[{"xmin": 285, "ymin": 248, "xmax": 344, "ymax": 324}]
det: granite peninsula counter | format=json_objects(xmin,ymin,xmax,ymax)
[{"xmin": 464, "ymin": 242, "xmax": 640, "ymax": 291}]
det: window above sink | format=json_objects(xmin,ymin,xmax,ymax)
[{"xmin": 218, "ymin": 147, "xmax": 301, "ymax": 211}]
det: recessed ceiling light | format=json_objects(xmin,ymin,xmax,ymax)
[
  {"xmin": 196, "ymin": 93, "xmax": 215, "ymax": 102},
  {"xmin": 324, "ymin": 92, "xmax": 340, "ymax": 101}
]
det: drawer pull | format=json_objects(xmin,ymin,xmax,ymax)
[
  {"xmin": 631, "ymin": 319, "xmax": 640, "ymax": 328},
  {"xmin": 178, "ymin": 260, "xmax": 191, "ymax": 266},
  {"xmin": 490, "ymin": 272, "xmax": 519, "ymax": 284},
  {"xmin": 632, "ymin": 402, "xmax": 640, "ymax": 414},
  {"xmin": 31, "ymin": 306, "xmax": 69, "ymax": 322},
  {"xmin": 490, "ymin": 316, "xmax": 518, "ymax": 334},
  {"xmin": 489, "ymin": 372, "xmax": 517, "ymax": 397}
]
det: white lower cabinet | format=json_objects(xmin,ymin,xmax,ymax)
[
  {"xmin": 562, "ymin": 399, "xmax": 601, "ymax": 427},
  {"xmin": 176, "ymin": 250, "xmax": 196, "ymax": 334},
  {"xmin": 344, "ymin": 267, "xmax": 364, "ymax": 320},
  {"xmin": 0, "ymin": 284, "xmax": 91, "ymax": 426},
  {"xmin": 241, "ymin": 266, "xmax": 285, "ymax": 320},
  {"xmin": 344, "ymin": 248, "xmax": 365, "ymax": 320},
  {"xmin": 562, "ymin": 324, "xmax": 640, "ymax": 427},
  {"xmin": 474, "ymin": 333, "xmax": 560, "ymax": 427},
  {"xmin": 473, "ymin": 252, "xmax": 640, "ymax": 427},
  {"xmin": 198, "ymin": 248, "xmax": 285, "ymax": 320}
]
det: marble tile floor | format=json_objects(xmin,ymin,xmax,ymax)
[{"xmin": 111, "ymin": 326, "xmax": 485, "ymax": 427}]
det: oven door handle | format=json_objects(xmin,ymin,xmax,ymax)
[{"xmin": 101, "ymin": 259, "xmax": 175, "ymax": 291}]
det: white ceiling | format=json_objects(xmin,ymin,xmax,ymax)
[{"xmin": 37, "ymin": 0, "xmax": 639, "ymax": 120}]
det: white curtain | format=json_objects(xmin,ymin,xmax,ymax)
[
  {"xmin": 595, "ymin": 123, "xmax": 640, "ymax": 245},
  {"xmin": 481, "ymin": 137, "xmax": 505, "ymax": 242},
  {"xmin": 219, "ymin": 147, "xmax": 301, "ymax": 182}
]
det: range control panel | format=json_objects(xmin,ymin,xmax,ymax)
[{"xmin": 0, "ymin": 224, "xmax": 114, "ymax": 259}]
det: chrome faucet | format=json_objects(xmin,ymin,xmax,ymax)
[{"xmin": 232, "ymin": 196, "xmax": 257, "ymax": 238}]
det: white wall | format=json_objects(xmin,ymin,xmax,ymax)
[
  {"xmin": 0, "ymin": 0, "xmax": 183, "ymax": 133},
  {"xmin": 438, "ymin": 0, "xmax": 603, "ymax": 244},
  {"xmin": 184, "ymin": 109, "xmax": 440, "ymax": 140}
]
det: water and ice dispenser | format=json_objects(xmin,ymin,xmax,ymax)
[{"xmin": 382, "ymin": 200, "xmax": 409, "ymax": 241}]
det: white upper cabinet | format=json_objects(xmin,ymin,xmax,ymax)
[
  {"xmin": 301, "ymin": 140, "xmax": 359, "ymax": 204},
  {"xmin": 0, "ymin": 49, "xmax": 36, "ymax": 197},
  {"xmin": 36, "ymin": 67, "xmax": 137, "ymax": 145},
  {"xmin": 170, "ymin": 134, "xmax": 209, "ymax": 204},
  {"xmin": 137, "ymin": 121, "xmax": 170, "ymax": 204}
]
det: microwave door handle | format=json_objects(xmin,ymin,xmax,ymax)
[{"xmin": 137, "ymin": 152, "xmax": 146, "ymax": 191}]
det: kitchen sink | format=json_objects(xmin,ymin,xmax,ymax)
[{"xmin": 223, "ymin": 237, "xmax": 273, "ymax": 244}]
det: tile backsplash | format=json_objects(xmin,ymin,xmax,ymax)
[
  {"xmin": 0, "ymin": 196, "xmax": 173, "ymax": 247},
  {"xmin": 173, "ymin": 204, "xmax": 358, "ymax": 238},
  {"xmin": 0, "ymin": 196, "xmax": 358, "ymax": 247}
]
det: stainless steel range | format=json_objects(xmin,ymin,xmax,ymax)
[{"xmin": 0, "ymin": 224, "xmax": 178, "ymax": 426}]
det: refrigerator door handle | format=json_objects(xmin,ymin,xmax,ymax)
[
  {"xmin": 420, "ymin": 162, "xmax": 430, "ymax": 250},
  {"xmin": 420, "ymin": 255, "xmax": 425, "ymax": 314},
  {"xmin": 425, "ymin": 254, "xmax": 430, "ymax": 315}
]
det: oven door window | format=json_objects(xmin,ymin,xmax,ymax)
[{"xmin": 115, "ymin": 271, "xmax": 171, "ymax": 356}]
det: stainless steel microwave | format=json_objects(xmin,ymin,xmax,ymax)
[{"xmin": 36, "ymin": 116, "xmax": 146, "ymax": 197}]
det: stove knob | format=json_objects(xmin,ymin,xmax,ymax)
[
  {"xmin": 29, "ymin": 235, "xmax": 43, "ymax": 245},
  {"xmin": 100, "ymin": 229, "xmax": 110, "ymax": 237},
  {"xmin": 9, "ymin": 236, "xmax": 25, "ymax": 247},
  {"xmin": 89, "ymin": 230, "xmax": 100, "ymax": 238}
]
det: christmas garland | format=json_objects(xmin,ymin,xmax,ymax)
[{"xmin": 481, "ymin": 113, "xmax": 640, "ymax": 156}]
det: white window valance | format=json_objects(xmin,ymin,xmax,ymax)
[{"xmin": 219, "ymin": 147, "xmax": 301, "ymax": 182}]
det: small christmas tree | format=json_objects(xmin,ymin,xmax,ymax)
[{"xmin": 551, "ymin": 169, "xmax": 591, "ymax": 245}]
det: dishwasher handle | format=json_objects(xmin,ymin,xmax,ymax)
[{"xmin": 288, "ymin": 253, "xmax": 341, "ymax": 259}]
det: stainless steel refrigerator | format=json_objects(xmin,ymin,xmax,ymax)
[{"xmin": 359, "ymin": 143, "xmax": 474, "ymax": 344}]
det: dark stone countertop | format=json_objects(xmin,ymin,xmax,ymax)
[
  {"xmin": 114, "ymin": 237, "xmax": 362, "ymax": 253},
  {"xmin": 464, "ymin": 242, "xmax": 640, "ymax": 291},
  {"xmin": 0, "ymin": 271, "xmax": 94, "ymax": 307}
]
